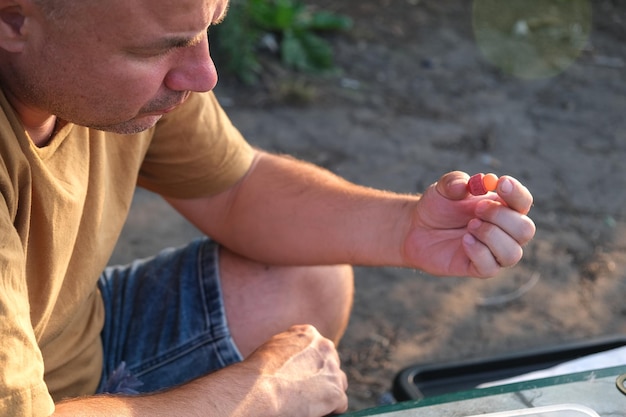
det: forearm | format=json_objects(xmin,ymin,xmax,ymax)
[
  {"xmin": 188, "ymin": 151, "xmax": 420, "ymax": 266},
  {"xmin": 53, "ymin": 363, "xmax": 272, "ymax": 417}
]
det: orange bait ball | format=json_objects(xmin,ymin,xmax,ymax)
[
  {"xmin": 483, "ymin": 173, "xmax": 498, "ymax": 192},
  {"xmin": 468, "ymin": 173, "xmax": 499, "ymax": 195}
]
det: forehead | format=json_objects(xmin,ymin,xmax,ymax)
[{"xmin": 81, "ymin": 0, "xmax": 228, "ymax": 38}]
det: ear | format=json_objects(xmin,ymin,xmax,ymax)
[{"xmin": 0, "ymin": 1, "xmax": 28, "ymax": 53}]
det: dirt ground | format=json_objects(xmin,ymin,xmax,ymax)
[{"xmin": 110, "ymin": 0, "xmax": 626, "ymax": 413}]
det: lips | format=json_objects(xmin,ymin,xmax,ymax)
[{"xmin": 147, "ymin": 92, "xmax": 190, "ymax": 115}]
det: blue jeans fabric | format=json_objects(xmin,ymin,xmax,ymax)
[{"xmin": 96, "ymin": 237, "xmax": 243, "ymax": 394}]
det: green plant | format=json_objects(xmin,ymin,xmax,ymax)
[{"xmin": 212, "ymin": 0, "xmax": 352, "ymax": 84}]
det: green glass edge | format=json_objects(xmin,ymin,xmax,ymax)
[{"xmin": 344, "ymin": 365, "xmax": 626, "ymax": 416}]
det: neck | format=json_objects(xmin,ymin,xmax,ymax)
[
  {"xmin": 23, "ymin": 115, "xmax": 58, "ymax": 146},
  {"xmin": 1, "ymin": 85, "xmax": 59, "ymax": 147}
]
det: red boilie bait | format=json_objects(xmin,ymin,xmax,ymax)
[{"xmin": 468, "ymin": 173, "xmax": 498, "ymax": 195}]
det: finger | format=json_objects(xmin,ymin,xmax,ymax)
[
  {"xmin": 322, "ymin": 367, "xmax": 348, "ymax": 415},
  {"xmin": 475, "ymin": 199, "xmax": 536, "ymax": 246},
  {"xmin": 434, "ymin": 171, "xmax": 471, "ymax": 201},
  {"xmin": 496, "ymin": 176, "xmax": 534, "ymax": 215},
  {"xmin": 327, "ymin": 368, "xmax": 348, "ymax": 415},
  {"xmin": 332, "ymin": 391, "xmax": 349, "ymax": 415},
  {"xmin": 462, "ymin": 233, "xmax": 501, "ymax": 277},
  {"xmin": 467, "ymin": 218, "xmax": 524, "ymax": 267}
]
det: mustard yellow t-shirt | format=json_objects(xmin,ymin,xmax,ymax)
[{"xmin": 0, "ymin": 90, "xmax": 254, "ymax": 416}]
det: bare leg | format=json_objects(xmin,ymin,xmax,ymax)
[{"xmin": 219, "ymin": 247, "xmax": 354, "ymax": 358}]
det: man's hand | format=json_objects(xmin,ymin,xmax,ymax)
[
  {"xmin": 403, "ymin": 171, "xmax": 536, "ymax": 278},
  {"xmin": 241, "ymin": 324, "xmax": 349, "ymax": 416}
]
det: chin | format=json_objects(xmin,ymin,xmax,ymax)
[{"xmin": 91, "ymin": 115, "xmax": 163, "ymax": 134}]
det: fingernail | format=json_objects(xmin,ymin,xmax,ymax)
[
  {"xmin": 468, "ymin": 218, "xmax": 482, "ymax": 230},
  {"xmin": 500, "ymin": 178, "xmax": 513, "ymax": 194},
  {"xmin": 463, "ymin": 233, "xmax": 476, "ymax": 245},
  {"xmin": 453, "ymin": 177, "xmax": 467, "ymax": 185},
  {"xmin": 448, "ymin": 177, "xmax": 467, "ymax": 189}
]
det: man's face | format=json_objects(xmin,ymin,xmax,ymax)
[{"xmin": 10, "ymin": 0, "xmax": 228, "ymax": 133}]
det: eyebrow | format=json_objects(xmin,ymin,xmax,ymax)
[
  {"xmin": 154, "ymin": 32, "xmax": 206, "ymax": 50},
  {"xmin": 129, "ymin": 3, "xmax": 230, "ymax": 53},
  {"xmin": 124, "ymin": 32, "xmax": 205, "ymax": 56}
]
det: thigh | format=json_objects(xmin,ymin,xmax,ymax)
[{"xmin": 97, "ymin": 237, "xmax": 242, "ymax": 394}]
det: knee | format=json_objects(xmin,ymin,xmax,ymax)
[
  {"xmin": 220, "ymin": 249, "xmax": 354, "ymax": 355},
  {"xmin": 302, "ymin": 264, "xmax": 354, "ymax": 345}
]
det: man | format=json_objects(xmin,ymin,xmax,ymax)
[{"xmin": 0, "ymin": 0, "xmax": 536, "ymax": 415}]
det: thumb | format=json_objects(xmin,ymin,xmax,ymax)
[{"xmin": 434, "ymin": 171, "xmax": 471, "ymax": 201}]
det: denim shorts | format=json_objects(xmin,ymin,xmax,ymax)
[{"xmin": 96, "ymin": 237, "xmax": 243, "ymax": 394}]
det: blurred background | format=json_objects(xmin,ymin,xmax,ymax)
[{"xmin": 110, "ymin": 0, "xmax": 626, "ymax": 412}]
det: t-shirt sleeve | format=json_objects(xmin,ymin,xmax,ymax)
[
  {"xmin": 0, "ymin": 201, "xmax": 55, "ymax": 417},
  {"xmin": 137, "ymin": 91, "xmax": 255, "ymax": 199}
]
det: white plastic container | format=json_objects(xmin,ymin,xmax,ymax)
[{"xmin": 465, "ymin": 403, "xmax": 600, "ymax": 417}]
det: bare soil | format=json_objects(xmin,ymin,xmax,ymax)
[{"xmin": 111, "ymin": 0, "xmax": 626, "ymax": 412}]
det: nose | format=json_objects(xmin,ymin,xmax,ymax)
[{"xmin": 164, "ymin": 34, "xmax": 218, "ymax": 92}]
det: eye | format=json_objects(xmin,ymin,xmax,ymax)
[
  {"xmin": 147, "ymin": 48, "xmax": 174, "ymax": 58},
  {"xmin": 125, "ymin": 47, "xmax": 170, "ymax": 59}
]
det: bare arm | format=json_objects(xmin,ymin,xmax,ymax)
[
  {"xmin": 168, "ymin": 150, "xmax": 419, "ymax": 266},
  {"xmin": 167, "ymin": 150, "xmax": 535, "ymax": 277},
  {"xmin": 54, "ymin": 370, "xmax": 266, "ymax": 417},
  {"xmin": 53, "ymin": 325, "xmax": 347, "ymax": 417}
]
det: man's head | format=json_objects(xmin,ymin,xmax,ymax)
[{"xmin": 0, "ymin": 0, "xmax": 228, "ymax": 134}]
